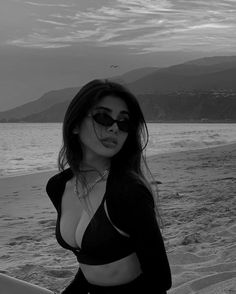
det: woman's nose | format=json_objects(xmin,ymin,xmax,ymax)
[{"xmin": 107, "ymin": 122, "xmax": 119, "ymax": 133}]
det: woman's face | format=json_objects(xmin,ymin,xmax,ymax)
[{"xmin": 76, "ymin": 95, "xmax": 129, "ymax": 161}]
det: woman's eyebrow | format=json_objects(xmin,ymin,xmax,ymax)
[
  {"xmin": 120, "ymin": 110, "xmax": 130, "ymax": 115},
  {"xmin": 94, "ymin": 106, "xmax": 129, "ymax": 115},
  {"xmin": 94, "ymin": 106, "xmax": 111, "ymax": 112}
]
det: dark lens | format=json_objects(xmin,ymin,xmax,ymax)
[
  {"xmin": 117, "ymin": 120, "xmax": 130, "ymax": 132},
  {"xmin": 92, "ymin": 113, "xmax": 130, "ymax": 132},
  {"xmin": 92, "ymin": 113, "xmax": 114, "ymax": 127}
]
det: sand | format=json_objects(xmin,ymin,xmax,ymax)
[{"xmin": 0, "ymin": 144, "xmax": 236, "ymax": 293}]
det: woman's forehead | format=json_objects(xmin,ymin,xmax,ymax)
[{"xmin": 94, "ymin": 95, "xmax": 129, "ymax": 114}]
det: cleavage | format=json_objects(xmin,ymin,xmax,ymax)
[{"xmin": 60, "ymin": 180, "xmax": 106, "ymax": 249}]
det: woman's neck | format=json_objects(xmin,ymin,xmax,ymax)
[{"xmin": 81, "ymin": 156, "xmax": 110, "ymax": 174}]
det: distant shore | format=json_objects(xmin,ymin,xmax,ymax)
[
  {"xmin": 1, "ymin": 120, "xmax": 236, "ymax": 123},
  {"xmin": 147, "ymin": 120, "xmax": 236, "ymax": 123},
  {"xmin": 1, "ymin": 143, "xmax": 236, "ymax": 293}
]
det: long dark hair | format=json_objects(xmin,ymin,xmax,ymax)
[
  {"xmin": 58, "ymin": 79, "xmax": 162, "ymax": 225},
  {"xmin": 58, "ymin": 79, "xmax": 148, "ymax": 176}
]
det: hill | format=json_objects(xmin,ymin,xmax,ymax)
[
  {"xmin": 138, "ymin": 90, "xmax": 236, "ymax": 121},
  {"xmin": 0, "ymin": 55, "xmax": 236, "ymax": 122},
  {"xmin": 0, "ymin": 87, "xmax": 79, "ymax": 121},
  {"xmin": 111, "ymin": 67, "xmax": 159, "ymax": 84},
  {"xmin": 128, "ymin": 56, "xmax": 236, "ymax": 94}
]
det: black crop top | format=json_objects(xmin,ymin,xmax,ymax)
[
  {"xmin": 46, "ymin": 168, "xmax": 172, "ymax": 291},
  {"xmin": 55, "ymin": 170, "xmax": 133, "ymax": 264}
]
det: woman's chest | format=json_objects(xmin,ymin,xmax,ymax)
[{"xmin": 60, "ymin": 181, "xmax": 107, "ymax": 248}]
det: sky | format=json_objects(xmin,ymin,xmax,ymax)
[{"xmin": 0, "ymin": 0, "xmax": 236, "ymax": 111}]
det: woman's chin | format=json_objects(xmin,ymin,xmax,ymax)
[{"xmin": 98, "ymin": 147, "xmax": 120, "ymax": 158}]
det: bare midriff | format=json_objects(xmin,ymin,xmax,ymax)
[{"xmin": 80, "ymin": 252, "xmax": 142, "ymax": 286}]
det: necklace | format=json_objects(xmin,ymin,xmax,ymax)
[{"xmin": 74, "ymin": 169, "xmax": 109, "ymax": 199}]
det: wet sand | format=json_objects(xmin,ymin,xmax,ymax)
[{"xmin": 1, "ymin": 143, "xmax": 236, "ymax": 293}]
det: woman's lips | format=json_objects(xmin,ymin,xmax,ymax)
[{"xmin": 101, "ymin": 138, "xmax": 118, "ymax": 148}]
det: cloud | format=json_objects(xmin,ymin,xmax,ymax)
[
  {"xmin": 37, "ymin": 19, "xmax": 68, "ymax": 26},
  {"xmin": 6, "ymin": 0, "xmax": 236, "ymax": 52},
  {"xmin": 189, "ymin": 23, "xmax": 233, "ymax": 30},
  {"xmin": 6, "ymin": 28, "xmax": 102, "ymax": 48},
  {"xmin": 117, "ymin": 0, "xmax": 175, "ymax": 12},
  {"xmin": 24, "ymin": 1, "xmax": 73, "ymax": 8},
  {"xmin": 7, "ymin": 39, "xmax": 70, "ymax": 48}
]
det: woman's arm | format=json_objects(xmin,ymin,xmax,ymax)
[{"xmin": 119, "ymin": 183, "xmax": 172, "ymax": 291}]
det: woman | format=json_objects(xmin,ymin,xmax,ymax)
[{"xmin": 46, "ymin": 79, "xmax": 172, "ymax": 293}]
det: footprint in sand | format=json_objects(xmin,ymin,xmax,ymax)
[
  {"xmin": 38, "ymin": 219, "xmax": 56, "ymax": 227},
  {"xmin": 228, "ymin": 224, "xmax": 236, "ymax": 234},
  {"xmin": 190, "ymin": 272, "xmax": 236, "ymax": 293},
  {"xmin": 193, "ymin": 262, "xmax": 236, "ymax": 274},
  {"xmin": 168, "ymin": 251, "xmax": 217, "ymax": 265},
  {"xmin": 218, "ymin": 244, "xmax": 236, "ymax": 263},
  {"xmin": 31, "ymin": 186, "xmax": 42, "ymax": 191},
  {"xmin": 169, "ymin": 272, "xmax": 236, "ymax": 294},
  {"xmin": 43, "ymin": 269, "xmax": 73, "ymax": 278}
]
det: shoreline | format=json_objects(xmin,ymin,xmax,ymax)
[
  {"xmin": 147, "ymin": 141, "xmax": 236, "ymax": 160},
  {"xmin": 1, "ymin": 142, "xmax": 236, "ymax": 180},
  {"xmin": 0, "ymin": 169, "xmax": 58, "ymax": 180},
  {"xmin": 1, "ymin": 120, "xmax": 236, "ymax": 123}
]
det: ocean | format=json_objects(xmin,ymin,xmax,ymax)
[{"xmin": 1, "ymin": 122, "xmax": 236, "ymax": 178}]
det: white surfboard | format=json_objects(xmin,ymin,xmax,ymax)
[{"xmin": 0, "ymin": 273, "xmax": 54, "ymax": 294}]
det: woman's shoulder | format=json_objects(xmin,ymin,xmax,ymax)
[
  {"xmin": 46, "ymin": 168, "xmax": 73, "ymax": 187},
  {"xmin": 46, "ymin": 168, "xmax": 73, "ymax": 209},
  {"xmin": 106, "ymin": 172, "xmax": 156, "ymax": 232},
  {"xmin": 109, "ymin": 172, "xmax": 154, "ymax": 207}
]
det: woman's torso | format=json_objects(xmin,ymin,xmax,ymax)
[{"xmin": 59, "ymin": 176, "xmax": 142, "ymax": 286}]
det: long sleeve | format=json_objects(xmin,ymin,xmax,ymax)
[
  {"xmin": 45, "ymin": 168, "xmax": 73, "ymax": 212},
  {"xmin": 45, "ymin": 173, "xmax": 61, "ymax": 212},
  {"xmin": 110, "ymin": 181, "xmax": 172, "ymax": 291}
]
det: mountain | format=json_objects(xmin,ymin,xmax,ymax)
[
  {"xmin": 156, "ymin": 56, "xmax": 236, "ymax": 76},
  {"xmin": 0, "ymin": 55, "xmax": 236, "ymax": 122},
  {"xmin": 8, "ymin": 90, "xmax": 236, "ymax": 122},
  {"xmin": 128, "ymin": 56, "xmax": 236, "ymax": 94},
  {"xmin": 111, "ymin": 67, "xmax": 159, "ymax": 84},
  {"xmin": 13, "ymin": 101, "xmax": 71, "ymax": 123},
  {"xmin": 138, "ymin": 91, "xmax": 236, "ymax": 121},
  {"xmin": 185, "ymin": 55, "xmax": 236, "ymax": 67},
  {"xmin": 0, "ymin": 87, "xmax": 79, "ymax": 120}
]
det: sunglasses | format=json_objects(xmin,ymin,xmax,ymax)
[{"xmin": 90, "ymin": 112, "xmax": 131, "ymax": 133}]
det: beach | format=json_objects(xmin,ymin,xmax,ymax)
[{"xmin": 1, "ymin": 143, "xmax": 236, "ymax": 293}]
